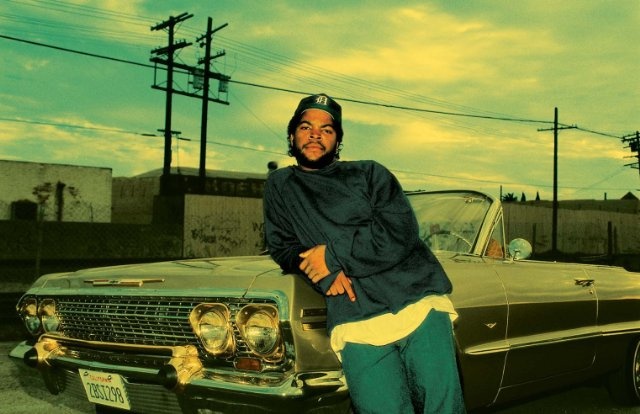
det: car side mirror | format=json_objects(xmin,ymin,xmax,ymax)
[{"xmin": 508, "ymin": 238, "xmax": 532, "ymax": 260}]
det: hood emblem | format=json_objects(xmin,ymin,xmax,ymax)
[{"xmin": 84, "ymin": 278, "xmax": 165, "ymax": 287}]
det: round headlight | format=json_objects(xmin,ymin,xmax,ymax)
[
  {"xmin": 38, "ymin": 299, "xmax": 60, "ymax": 332},
  {"xmin": 237, "ymin": 305, "xmax": 280, "ymax": 357},
  {"xmin": 19, "ymin": 297, "xmax": 41, "ymax": 335},
  {"xmin": 190, "ymin": 304, "xmax": 233, "ymax": 355}
]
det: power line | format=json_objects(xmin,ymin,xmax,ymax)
[
  {"xmin": 0, "ymin": 32, "xmax": 629, "ymax": 140},
  {"xmin": 387, "ymin": 167, "xmax": 632, "ymax": 192},
  {"xmin": 2, "ymin": 116, "xmax": 633, "ymax": 192},
  {"xmin": 226, "ymin": 79, "xmax": 555, "ymax": 126},
  {"xmin": 0, "ymin": 116, "xmax": 286, "ymax": 154},
  {"xmin": 574, "ymin": 126, "xmax": 621, "ymax": 139},
  {"xmin": 0, "ymin": 0, "xmax": 157, "ymax": 48},
  {"xmin": 0, "ymin": 33, "xmax": 551, "ymax": 126},
  {"xmin": 0, "ymin": 116, "xmax": 150, "ymax": 135},
  {"xmin": 3, "ymin": 0, "xmax": 157, "ymax": 30},
  {"xmin": 3, "ymin": 0, "xmax": 634, "ymax": 140},
  {"xmin": 1, "ymin": 25, "xmax": 635, "ymax": 194},
  {"xmin": 0, "ymin": 34, "xmax": 152, "ymax": 68}
]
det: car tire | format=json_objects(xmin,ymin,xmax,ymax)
[{"xmin": 607, "ymin": 337, "xmax": 640, "ymax": 406}]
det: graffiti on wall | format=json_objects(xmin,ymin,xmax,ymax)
[
  {"xmin": 190, "ymin": 222, "xmax": 246, "ymax": 256},
  {"xmin": 186, "ymin": 216, "xmax": 265, "ymax": 258}
]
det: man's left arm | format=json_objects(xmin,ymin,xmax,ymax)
[{"xmin": 324, "ymin": 163, "xmax": 420, "ymax": 278}]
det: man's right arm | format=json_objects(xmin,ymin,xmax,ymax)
[
  {"xmin": 263, "ymin": 178, "xmax": 307, "ymax": 273},
  {"xmin": 264, "ymin": 177, "xmax": 355, "ymax": 301}
]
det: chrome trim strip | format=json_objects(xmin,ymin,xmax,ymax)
[
  {"xmin": 84, "ymin": 278, "xmax": 165, "ymax": 286},
  {"xmin": 23, "ymin": 335, "xmax": 347, "ymax": 397}
]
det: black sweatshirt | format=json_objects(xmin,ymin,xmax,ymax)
[{"xmin": 263, "ymin": 160, "xmax": 452, "ymax": 333}]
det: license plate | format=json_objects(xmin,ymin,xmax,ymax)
[{"xmin": 79, "ymin": 368, "xmax": 131, "ymax": 410}]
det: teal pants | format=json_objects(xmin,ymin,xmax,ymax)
[{"xmin": 341, "ymin": 310, "xmax": 466, "ymax": 414}]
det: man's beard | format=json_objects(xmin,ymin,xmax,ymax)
[{"xmin": 291, "ymin": 143, "xmax": 338, "ymax": 170}]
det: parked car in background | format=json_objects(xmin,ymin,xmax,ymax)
[{"xmin": 10, "ymin": 190, "xmax": 640, "ymax": 413}]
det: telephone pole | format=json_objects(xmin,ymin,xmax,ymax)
[
  {"xmin": 622, "ymin": 131, "xmax": 640, "ymax": 176},
  {"xmin": 196, "ymin": 18, "xmax": 229, "ymax": 184},
  {"xmin": 150, "ymin": 12, "xmax": 193, "ymax": 194},
  {"xmin": 151, "ymin": 13, "xmax": 230, "ymax": 194},
  {"xmin": 538, "ymin": 108, "xmax": 576, "ymax": 255}
]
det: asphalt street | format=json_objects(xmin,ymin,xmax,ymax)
[
  {"xmin": 1, "ymin": 341, "xmax": 638, "ymax": 414},
  {"xmin": 1, "ymin": 341, "xmax": 93, "ymax": 414}
]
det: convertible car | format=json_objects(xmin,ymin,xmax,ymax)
[{"xmin": 10, "ymin": 190, "xmax": 640, "ymax": 413}]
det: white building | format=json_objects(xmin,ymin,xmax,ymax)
[{"xmin": 0, "ymin": 160, "xmax": 112, "ymax": 222}]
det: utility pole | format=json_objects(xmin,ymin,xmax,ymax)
[
  {"xmin": 537, "ymin": 108, "xmax": 576, "ymax": 256},
  {"xmin": 622, "ymin": 131, "xmax": 640, "ymax": 176},
  {"xmin": 151, "ymin": 13, "xmax": 230, "ymax": 194},
  {"xmin": 196, "ymin": 18, "xmax": 228, "ymax": 186},
  {"xmin": 150, "ymin": 12, "xmax": 193, "ymax": 194}
]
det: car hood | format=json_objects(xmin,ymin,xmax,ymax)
[{"xmin": 27, "ymin": 256, "xmax": 286, "ymax": 295}]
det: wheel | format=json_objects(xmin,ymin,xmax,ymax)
[{"xmin": 607, "ymin": 337, "xmax": 640, "ymax": 406}]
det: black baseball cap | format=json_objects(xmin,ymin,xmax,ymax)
[{"xmin": 293, "ymin": 93, "xmax": 342, "ymax": 125}]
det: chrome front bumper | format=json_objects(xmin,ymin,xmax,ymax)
[{"xmin": 10, "ymin": 336, "xmax": 350, "ymax": 414}]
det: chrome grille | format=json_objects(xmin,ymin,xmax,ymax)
[{"xmin": 45, "ymin": 295, "xmax": 276, "ymax": 356}]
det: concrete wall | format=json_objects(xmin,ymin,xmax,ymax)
[
  {"xmin": 112, "ymin": 176, "xmax": 160, "ymax": 224},
  {"xmin": 0, "ymin": 160, "xmax": 112, "ymax": 222},
  {"xmin": 503, "ymin": 203, "xmax": 640, "ymax": 255},
  {"xmin": 183, "ymin": 194, "xmax": 265, "ymax": 257}
]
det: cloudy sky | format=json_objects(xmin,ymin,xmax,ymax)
[{"xmin": 1, "ymin": 0, "xmax": 638, "ymax": 200}]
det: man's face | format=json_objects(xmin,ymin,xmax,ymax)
[{"xmin": 289, "ymin": 109, "xmax": 338, "ymax": 170}]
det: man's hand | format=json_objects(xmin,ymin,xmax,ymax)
[
  {"xmin": 326, "ymin": 271, "xmax": 356, "ymax": 302},
  {"xmin": 299, "ymin": 245, "xmax": 330, "ymax": 282}
]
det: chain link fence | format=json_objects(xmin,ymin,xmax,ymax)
[{"xmin": 0, "ymin": 220, "xmax": 183, "ymax": 289}]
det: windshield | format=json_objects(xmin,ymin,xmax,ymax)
[{"xmin": 407, "ymin": 191, "xmax": 493, "ymax": 254}]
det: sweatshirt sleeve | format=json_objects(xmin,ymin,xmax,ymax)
[
  {"xmin": 263, "ymin": 174, "xmax": 341, "ymax": 296},
  {"xmin": 324, "ymin": 162, "xmax": 420, "ymax": 278},
  {"xmin": 263, "ymin": 175, "xmax": 308, "ymax": 274}
]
